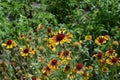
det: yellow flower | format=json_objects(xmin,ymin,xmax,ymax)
[
  {"xmin": 95, "ymin": 36, "xmax": 108, "ymax": 45},
  {"xmin": 37, "ymin": 24, "xmax": 44, "ymax": 30},
  {"xmin": 85, "ymin": 35, "xmax": 92, "ymax": 41},
  {"xmin": 39, "ymin": 46, "xmax": 45, "ymax": 51},
  {"xmin": 18, "ymin": 34, "xmax": 25, "ymax": 40},
  {"xmin": 2, "ymin": 40, "xmax": 17, "ymax": 49},
  {"xmin": 67, "ymin": 72, "xmax": 76, "ymax": 79},
  {"xmin": 63, "ymin": 65, "xmax": 70, "ymax": 73},
  {"xmin": 112, "ymin": 41, "xmax": 119, "ymax": 46},
  {"xmin": 30, "ymin": 48, "xmax": 38, "ymax": 55},
  {"xmin": 102, "ymin": 66, "xmax": 109, "ymax": 73},
  {"xmin": 20, "ymin": 46, "xmax": 30, "ymax": 57},
  {"xmin": 73, "ymin": 42, "xmax": 80, "ymax": 47},
  {"xmin": 48, "ymin": 60, "xmax": 60, "ymax": 70}
]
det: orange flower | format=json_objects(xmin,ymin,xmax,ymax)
[{"xmin": 18, "ymin": 34, "xmax": 25, "ymax": 39}]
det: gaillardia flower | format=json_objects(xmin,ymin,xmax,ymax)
[
  {"xmin": 48, "ymin": 60, "xmax": 60, "ymax": 70},
  {"xmin": 20, "ymin": 46, "xmax": 30, "ymax": 57},
  {"xmin": 75, "ymin": 63, "xmax": 84, "ymax": 73},
  {"xmin": 93, "ymin": 52, "xmax": 104, "ymax": 62},
  {"xmin": 49, "ymin": 30, "xmax": 73, "ymax": 45},
  {"xmin": 95, "ymin": 36, "xmax": 108, "ymax": 45},
  {"xmin": 106, "ymin": 57, "xmax": 119, "ymax": 65},
  {"xmin": 42, "ymin": 66, "xmax": 52, "ymax": 76},
  {"xmin": 105, "ymin": 49, "xmax": 117, "ymax": 57},
  {"xmin": 59, "ymin": 50, "xmax": 71, "ymax": 60},
  {"xmin": 2, "ymin": 40, "xmax": 17, "ymax": 49},
  {"xmin": 63, "ymin": 65, "xmax": 71, "ymax": 73}
]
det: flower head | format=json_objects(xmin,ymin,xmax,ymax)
[
  {"xmin": 106, "ymin": 57, "xmax": 118, "ymax": 65},
  {"xmin": 48, "ymin": 60, "xmax": 60, "ymax": 70},
  {"xmin": 42, "ymin": 66, "xmax": 52, "ymax": 76},
  {"xmin": 102, "ymin": 66, "xmax": 109, "ymax": 73},
  {"xmin": 59, "ymin": 50, "xmax": 71, "ymax": 60},
  {"xmin": 2, "ymin": 40, "xmax": 17, "ymax": 49},
  {"xmin": 95, "ymin": 36, "xmax": 108, "ymax": 45},
  {"xmin": 85, "ymin": 35, "xmax": 92, "ymax": 41},
  {"xmin": 49, "ymin": 30, "xmax": 73, "ymax": 46},
  {"xmin": 105, "ymin": 49, "xmax": 117, "ymax": 57},
  {"xmin": 75, "ymin": 63, "xmax": 84, "ymax": 73}
]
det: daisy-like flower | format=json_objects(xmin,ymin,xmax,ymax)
[
  {"xmin": 105, "ymin": 49, "xmax": 117, "ymax": 57},
  {"xmin": 63, "ymin": 65, "xmax": 71, "ymax": 73},
  {"xmin": 20, "ymin": 46, "xmax": 30, "ymax": 57},
  {"xmin": 112, "ymin": 41, "xmax": 119, "ymax": 46},
  {"xmin": 93, "ymin": 52, "xmax": 104, "ymax": 62},
  {"xmin": 102, "ymin": 66, "xmax": 109, "ymax": 73},
  {"xmin": 59, "ymin": 50, "xmax": 71, "ymax": 60},
  {"xmin": 48, "ymin": 60, "xmax": 60, "ymax": 70},
  {"xmin": 47, "ymin": 44, "xmax": 56, "ymax": 51},
  {"xmin": 30, "ymin": 48, "xmax": 38, "ymax": 55},
  {"xmin": 95, "ymin": 36, "xmax": 108, "ymax": 45},
  {"xmin": 85, "ymin": 35, "xmax": 92, "ymax": 41},
  {"xmin": 106, "ymin": 57, "xmax": 119, "ymax": 65},
  {"xmin": 75, "ymin": 63, "xmax": 84, "ymax": 73},
  {"xmin": 67, "ymin": 72, "xmax": 76, "ymax": 79},
  {"xmin": 42, "ymin": 66, "xmax": 52, "ymax": 76},
  {"xmin": 18, "ymin": 34, "xmax": 25, "ymax": 40},
  {"xmin": 2, "ymin": 40, "xmax": 17, "ymax": 49},
  {"xmin": 49, "ymin": 30, "xmax": 73, "ymax": 45}
]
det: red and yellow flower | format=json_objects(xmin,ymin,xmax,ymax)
[
  {"xmin": 63, "ymin": 65, "xmax": 71, "ymax": 73},
  {"xmin": 48, "ymin": 60, "xmax": 60, "ymax": 70},
  {"xmin": 95, "ymin": 36, "xmax": 108, "ymax": 45},
  {"xmin": 93, "ymin": 52, "xmax": 104, "ymax": 62},
  {"xmin": 49, "ymin": 30, "xmax": 73, "ymax": 45},
  {"xmin": 106, "ymin": 57, "xmax": 119, "ymax": 65},
  {"xmin": 105, "ymin": 49, "xmax": 117, "ymax": 57},
  {"xmin": 59, "ymin": 50, "xmax": 71, "ymax": 60},
  {"xmin": 20, "ymin": 46, "xmax": 30, "ymax": 57},
  {"xmin": 42, "ymin": 66, "xmax": 52, "ymax": 76},
  {"xmin": 74, "ymin": 63, "xmax": 84, "ymax": 73},
  {"xmin": 2, "ymin": 40, "xmax": 17, "ymax": 49}
]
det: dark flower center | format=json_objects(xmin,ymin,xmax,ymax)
[
  {"xmin": 76, "ymin": 63, "xmax": 84, "ymax": 70},
  {"xmin": 109, "ymin": 49, "xmax": 114, "ymax": 54},
  {"xmin": 111, "ymin": 58, "xmax": 118, "ymax": 63},
  {"xmin": 64, "ymin": 65, "xmax": 70, "ymax": 71},
  {"xmin": 23, "ymin": 48, "xmax": 29, "ymax": 53},
  {"xmin": 32, "ymin": 76, "xmax": 36, "ymax": 80},
  {"xmin": 6, "ymin": 40, "xmax": 12, "ymax": 45},
  {"xmin": 56, "ymin": 33, "xmax": 65, "ymax": 41},
  {"xmin": 98, "ymin": 37, "xmax": 106, "ymax": 43},
  {"xmin": 97, "ymin": 52, "xmax": 103, "ymax": 59},
  {"xmin": 46, "ymin": 66, "xmax": 51, "ymax": 71},
  {"xmin": 63, "ymin": 51, "xmax": 69, "ymax": 56},
  {"xmin": 48, "ymin": 28, "xmax": 52, "ymax": 33},
  {"xmin": 51, "ymin": 60, "xmax": 57, "ymax": 65}
]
